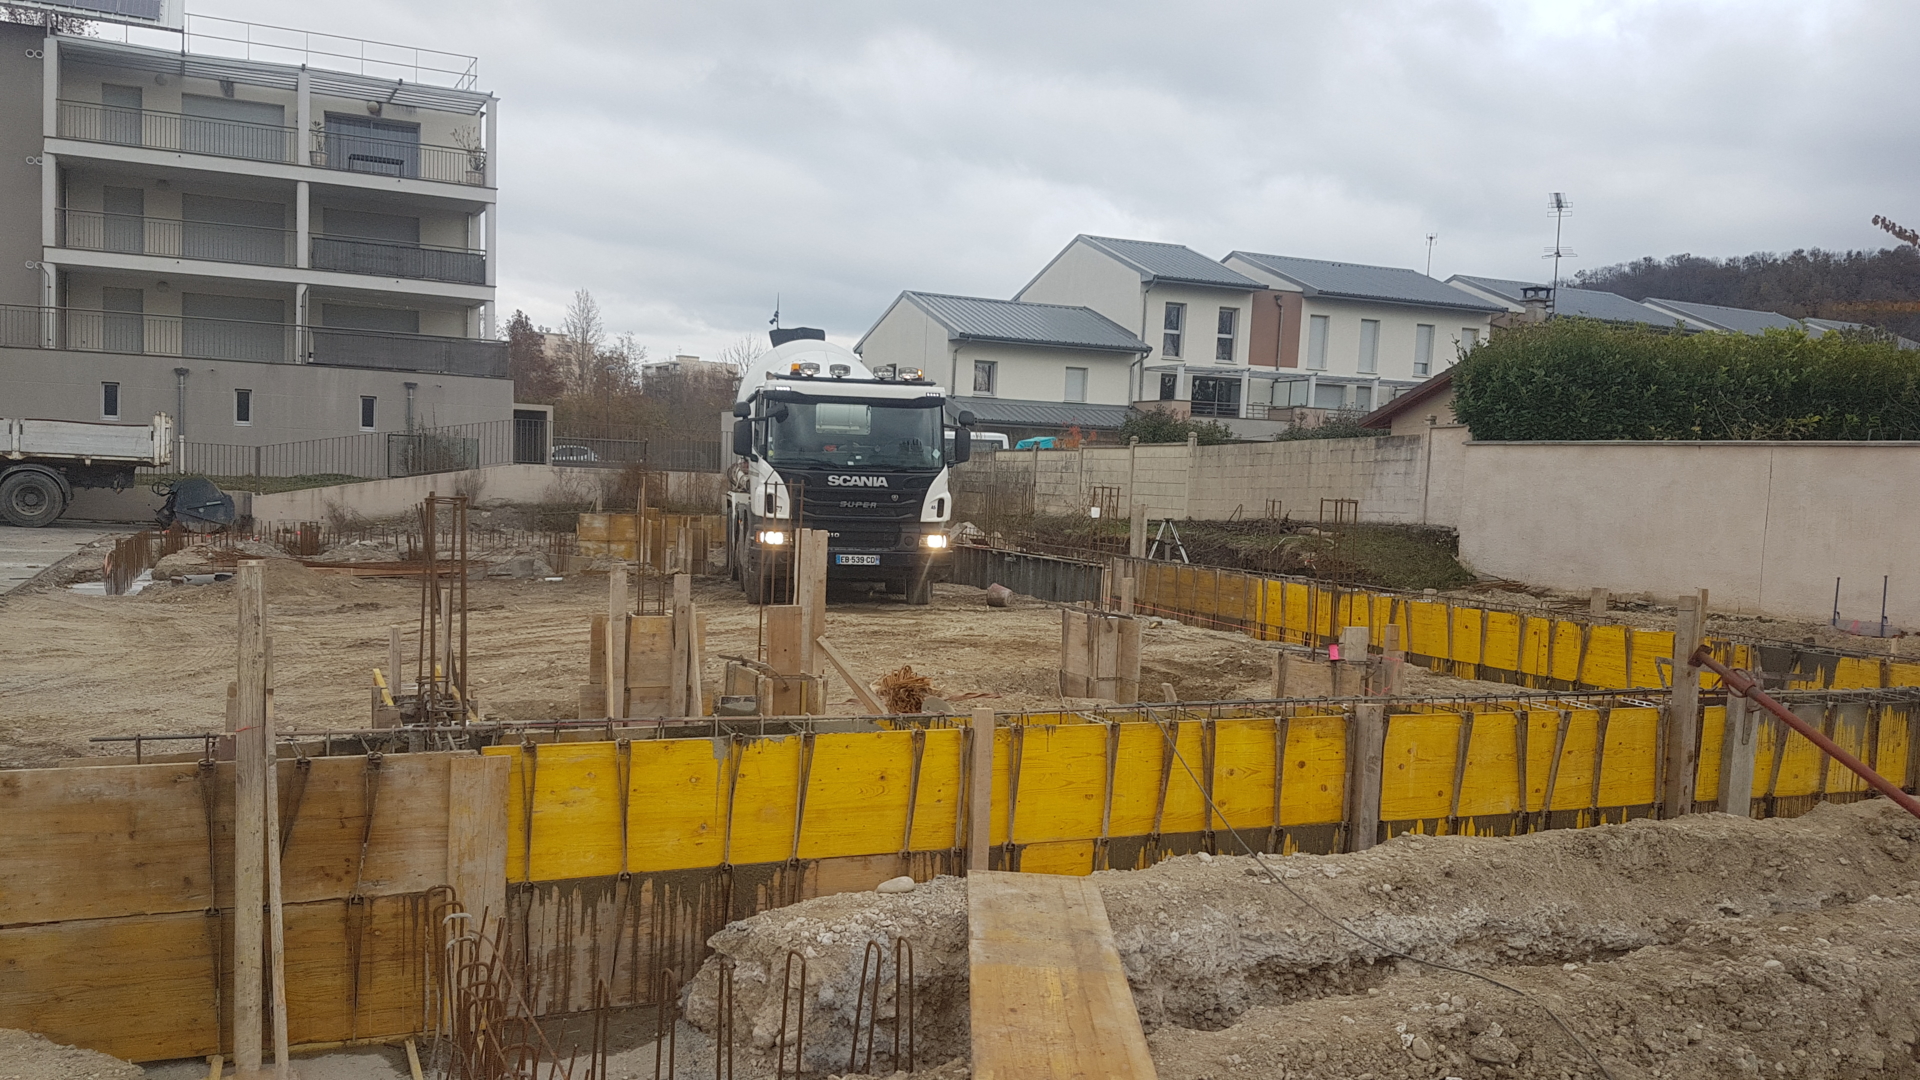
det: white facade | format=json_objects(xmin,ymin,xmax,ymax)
[{"xmin": 856, "ymin": 292, "xmax": 1145, "ymax": 408}]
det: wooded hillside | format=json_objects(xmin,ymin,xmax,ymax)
[{"xmin": 1574, "ymin": 245, "xmax": 1920, "ymax": 340}]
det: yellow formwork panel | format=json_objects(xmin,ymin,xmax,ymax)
[
  {"xmin": 1896, "ymin": 662, "xmax": 1920, "ymax": 688},
  {"xmin": 1456, "ymin": 712, "xmax": 1523, "ymax": 818},
  {"xmin": 1695, "ymin": 705, "xmax": 1725, "ymax": 803},
  {"xmin": 1824, "ymin": 704, "xmax": 1875, "ymax": 795},
  {"xmin": 723, "ymin": 736, "xmax": 803, "ymax": 865},
  {"xmin": 1628, "ymin": 630, "xmax": 1673, "ymax": 689},
  {"xmin": 1581, "ymin": 627, "xmax": 1628, "ymax": 689},
  {"xmin": 1160, "ymin": 721, "xmax": 1212, "ymax": 835},
  {"xmin": 1212, "ymin": 719, "xmax": 1278, "ymax": 831},
  {"xmin": 1381, "ymin": 713, "xmax": 1465, "ymax": 821},
  {"xmin": 489, "ymin": 743, "xmax": 625, "ymax": 882},
  {"xmin": 1483, "ymin": 612, "xmax": 1522, "ymax": 675},
  {"xmin": 798, "ymin": 731, "xmax": 918, "ymax": 860},
  {"xmin": 1601, "ymin": 707, "xmax": 1661, "ymax": 805},
  {"xmin": 907, "ymin": 727, "xmax": 966, "ymax": 852},
  {"xmin": 1279, "ymin": 713, "xmax": 1348, "ymax": 825},
  {"xmin": 1407, "ymin": 601, "xmax": 1448, "ymax": 659},
  {"xmin": 1020, "ymin": 839, "xmax": 1095, "ymax": 875},
  {"xmin": 1008, "ymin": 724, "xmax": 1110, "ymax": 845}
]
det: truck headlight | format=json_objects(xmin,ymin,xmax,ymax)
[
  {"xmin": 758, "ymin": 530, "xmax": 787, "ymax": 546},
  {"xmin": 921, "ymin": 533, "xmax": 949, "ymax": 549}
]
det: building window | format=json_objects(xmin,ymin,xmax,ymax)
[
  {"xmin": 360, "ymin": 395, "xmax": 377, "ymax": 431},
  {"xmin": 1358, "ymin": 319, "xmax": 1380, "ymax": 374},
  {"xmin": 1313, "ymin": 381, "xmax": 1345, "ymax": 410},
  {"xmin": 1460, "ymin": 327, "xmax": 1479, "ymax": 355},
  {"xmin": 1158, "ymin": 372, "xmax": 1177, "ymax": 401},
  {"xmin": 1190, "ymin": 375, "xmax": 1241, "ymax": 418},
  {"xmin": 1414, "ymin": 324, "xmax": 1436, "ymax": 376},
  {"xmin": 1162, "ymin": 302, "xmax": 1185, "ymax": 358},
  {"xmin": 234, "ymin": 388, "xmax": 252, "ymax": 425},
  {"xmin": 101, "ymin": 382, "xmax": 120, "ymax": 420},
  {"xmin": 1215, "ymin": 307, "xmax": 1237, "ymax": 362},
  {"xmin": 1354, "ymin": 384, "xmax": 1373, "ymax": 412},
  {"xmin": 973, "ymin": 359, "xmax": 997, "ymax": 395},
  {"xmin": 1307, "ymin": 314, "xmax": 1329, "ymax": 370},
  {"xmin": 1064, "ymin": 367, "xmax": 1088, "ymax": 403}
]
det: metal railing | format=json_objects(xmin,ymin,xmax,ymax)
[
  {"xmin": 58, "ymin": 100, "xmax": 489, "ymax": 186},
  {"xmin": 59, "ymin": 208, "xmax": 295, "ymax": 266},
  {"xmin": 0, "ymin": 304, "xmax": 507, "ymax": 378},
  {"xmin": 310, "ymin": 235, "xmax": 486, "ymax": 284},
  {"xmin": 549, "ymin": 432, "xmax": 724, "ymax": 472}
]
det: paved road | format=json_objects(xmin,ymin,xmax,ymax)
[{"xmin": 0, "ymin": 523, "xmax": 118, "ymax": 594}]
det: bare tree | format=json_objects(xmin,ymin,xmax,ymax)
[
  {"xmin": 718, "ymin": 333, "xmax": 769, "ymax": 375},
  {"xmin": 561, "ymin": 289, "xmax": 605, "ymax": 391}
]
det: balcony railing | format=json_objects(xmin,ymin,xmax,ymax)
[
  {"xmin": 0, "ymin": 304, "xmax": 506, "ymax": 378},
  {"xmin": 56, "ymin": 211, "xmax": 487, "ymax": 284},
  {"xmin": 59, "ymin": 208, "xmax": 296, "ymax": 266},
  {"xmin": 310, "ymin": 235, "xmax": 486, "ymax": 284},
  {"xmin": 57, "ymin": 100, "xmax": 490, "ymax": 186}
]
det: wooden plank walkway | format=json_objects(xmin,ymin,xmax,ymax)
[{"xmin": 968, "ymin": 870, "xmax": 1157, "ymax": 1080}]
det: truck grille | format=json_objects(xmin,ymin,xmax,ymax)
[{"xmin": 824, "ymin": 525, "xmax": 902, "ymax": 550}]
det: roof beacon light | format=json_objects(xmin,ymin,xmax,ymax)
[
  {"xmin": 789, "ymin": 362, "xmax": 821, "ymax": 377},
  {"xmin": 899, "ymin": 367, "xmax": 924, "ymax": 381},
  {"xmin": 829, "ymin": 363, "xmax": 851, "ymax": 378}
]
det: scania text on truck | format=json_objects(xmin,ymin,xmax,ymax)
[{"xmin": 724, "ymin": 329, "xmax": 973, "ymax": 605}]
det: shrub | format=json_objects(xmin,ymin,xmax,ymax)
[
  {"xmin": 1452, "ymin": 319, "xmax": 1920, "ymax": 440},
  {"xmin": 1118, "ymin": 407, "xmax": 1237, "ymax": 445}
]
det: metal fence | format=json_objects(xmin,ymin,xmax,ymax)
[
  {"xmin": 60, "ymin": 209, "xmax": 295, "ymax": 267},
  {"xmin": 950, "ymin": 545, "xmax": 1105, "ymax": 604},
  {"xmin": 310, "ymin": 235, "xmax": 486, "ymax": 284},
  {"xmin": 0, "ymin": 304, "xmax": 507, "ymax": 378},
  {"xmin": 152, "ymin": 421, "xmax": 724, "ymax": 480}
]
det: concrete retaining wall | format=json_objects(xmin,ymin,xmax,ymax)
[{"xmin": 247, "ymin": 464, "xmax": 721, "ymax": 525}]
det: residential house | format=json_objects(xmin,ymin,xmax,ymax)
[
  {"xmin": 856, "ymin": 289, "xmax": 1145, "ymax": 440},
  {"xmin": 1013, "ymin": 235, "xmax": 1266, "ymax": 423},
  {"xmin": 1445, "ymin": 275, "xmax": 1690, "ymax": 329},
  {"xmin": 1223, "ymin": 253, "xmax": 1504, "ymax": 415},
  {"xmin": 1637, "ymin": 298, "xmax": 1800, "ymax": 334},
  {"xmin": 0, "ymin": 17, "xmax": 518, "ymax": 457}
]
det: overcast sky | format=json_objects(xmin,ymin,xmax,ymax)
[{"xmin": 196, "ymin": 0, "xmax": 1920, "ymax": 359}]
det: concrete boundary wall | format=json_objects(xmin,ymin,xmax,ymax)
[
  {"xmin": 246, "ymin": 464, "xmax": 721, "ymax": 525},
  {"xmin": 1455, "ymin": 441, "xmax": 1920, "ymax": 628}
]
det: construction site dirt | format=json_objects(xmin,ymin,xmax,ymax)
[{"xmin": 0, "ymin": 556, "xmax": 1498, "ymax": 768}]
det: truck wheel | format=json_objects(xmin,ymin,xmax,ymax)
[
  {"xmin": 905, "ymin": 574, "xmax": 932, "ymax": 606},
  {"xmin": 0, "ymin": 470, "xmax": 67, "ymax": 528}
]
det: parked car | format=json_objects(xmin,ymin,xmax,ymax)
[{"xmin": 551, "ymin": 444, "xmax": 600, "ymax": 463}]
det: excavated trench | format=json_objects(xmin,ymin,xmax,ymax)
[{"xmin": 673, "ymin": 799, "xmax": 1920, "ymax": 1080}]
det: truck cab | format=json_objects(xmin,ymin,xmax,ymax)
[{"xmin": 725, "ymin": 332, "xmax": 972, "ymax": 604}]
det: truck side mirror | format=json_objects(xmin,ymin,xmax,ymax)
[
  {"xmin": 951, "ymin": 426, "xmax": 972, "ymax": 464},
  {"xmin": 957, "ymin": 410, "xmax": 976, "ymax": 427},
  {"xmin": 732, "ymin": 419, "xmax": 753, "ymax": 458},
  {"xmin": 732, "ymin": 401, "xmax": 751, "ymax": 418}
]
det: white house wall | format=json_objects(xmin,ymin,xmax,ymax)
[
  {"xmin": 951, "ymin": 342, "xmax": 1135, "ymax": 406},
  {"xmin": 1014, "ymin": 240, "xmax": 1146, "ymax": 333},
  {"xmin": 1292, "ymin": 296, "xmax": 1492, "ymax": 381},
  {"xmin": 856, "ymin": 299, "xmax": 951, "ymax": 375}
]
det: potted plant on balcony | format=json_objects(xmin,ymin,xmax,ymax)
[
  {"xmin": 309, "ymin": 121, "xmax": 327, "ymax": 167},
  {"xmin": 453, "ymin": 127, "xmax": 487, "ymax": 185}
]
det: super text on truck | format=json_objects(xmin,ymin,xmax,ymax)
[{"xmin": 724, "ymin": 329, "xmax": 973, "ymax": 605}]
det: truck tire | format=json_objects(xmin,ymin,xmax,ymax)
[
  {"xmin": 905, "ymin": 573, "xmax": 932, "ymax": 606},
  {"xmin": 0, "ymin": 469, "xmax": 67, "ymax": 528}
]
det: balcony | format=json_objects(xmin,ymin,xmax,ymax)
[
  {"xmin": 0, "ymin": 304, "xmax": 506, "ymax": 378},
  {"xmin": 56, "ymin": 100, "xmax": 490, "ymax": 187},
  {"xmin": 56, "ymin": 210, "xmax": 487, "ymax": 285}
]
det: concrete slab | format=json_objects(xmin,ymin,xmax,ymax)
[{"xmin": 0, "ymin": 523, "xmax": 117, "ymax": 594}]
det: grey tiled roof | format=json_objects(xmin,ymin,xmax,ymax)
[
  {"xmin": 1231, "ymin": 253, "xmax": 1505, "ymax": 311},
  {"xmin": 1446, "ymin": 275, "xmax": 1687, "ymax": 327},
  {"xmin": 1642, "ymin": 298, "xmax": 1801, "ymax": 334},
  {"xmin": 904, "ymin": 292, "xmax": 1149, "ymax": 353},
  {"xmin": 1080, "ymin": 236, "xmax": 1263, "ymax": 289},
  {"xmin": 947, "ymin": 397, "xmax": 1134, "ymax": 429}
]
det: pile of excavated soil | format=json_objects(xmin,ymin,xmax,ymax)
[
  {"xmin": 0, "ymin": 1028, "xmax": 141, "ymax": 1080},
  {"xmin": 682, "ymin": 799, "xmax": 1920, "ymax": 1079}
]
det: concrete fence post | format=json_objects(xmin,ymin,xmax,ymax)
[{"xmin": 1660, "ymin": 591, "xmax": 1705, "ymax": 817}]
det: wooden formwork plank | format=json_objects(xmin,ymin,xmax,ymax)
[
  {"xmin": 967, "ymin": 870, "xmax": 1156, "ymax": 1080},
  {"xmin": 625, "ymin": 614, "xmax": 675, "ymax": 716},
  {"xmin": 0, "ymin": 754, "xmax": 455, "ymax": 926},
  {"xmin": 447, "ymin": 754, "xmax": 510, "ymax": 927}
]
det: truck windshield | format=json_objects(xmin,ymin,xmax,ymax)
[{"xmin": 766, "ymin": 400, "xmax": 944, "ymax": 469}]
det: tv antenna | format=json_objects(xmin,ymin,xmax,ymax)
[
  {"xmin": 1542, "ymin": 193, "xmax": 1576, "ymax": 308},
  {"xmin": 769, "ymin": 294, "xmax": 781, "ymax": 329},
  {"xmin": 1424, "ymin": 233, "xmax": 1438, "ymax": 276}
]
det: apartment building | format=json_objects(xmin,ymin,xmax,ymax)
[
  {"xmin": 1221, "ymin": 252, "xmax": 1503, "ymax": 414},
  {"xmin": 856, "ymin": 290, "xmax": 1147, "ymax": 436},
  {"xmin": 1013, "ymin": 235, "xmax": 1267, "ymax": 421},
  {"xmin": 0, "ymin": 17, "xmax": 512, "ymax": 451}
]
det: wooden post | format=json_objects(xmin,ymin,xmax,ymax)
[
  {"xmin": 605, "ymin": 564, "xmax": 628, "ymax": 719},
  {"xmin": 1271, "ymin": 650, "xmax": 1289, "ymax": 698},
  {"xmin": 233, "ymin": 560, "xmax": 267, "ymax": 1077},
  {"xmin": 261, "ymin": 638, "xmax": 289, "ymax": 1079},
  {"xmin": 1332, "ymin": 626, "xmax": 1369, "ymax": 697},
  {"xmin": 1383, "ymin": 624, "xmax": 1405, "ymax": 697},
  {"xmin": 1128, "ymin": 503, "xmax": 1147, "ymax": 559},
  {"xmin": 1589, "ymin": 588, "xmax": 1608, "ymax": 616},
  {"xmin": 1346, "ymin": 703, "xmax": 1386, "ymax": 852},
  {"xmin": 1661, "ymin": 592, "xmax": 1705, "ymax": 817},
  {"xmin": 969, "ymin": 707, "xmax": 994, "ymax": 872},
  {"xmin": 1717, "ymin": 692, "xmax": 1758, "ymax": 817},
  {"xmin": 1119, "ymin": 576, "xmax": 1136, "ymax": 617},
  {"xmin": 670, "ymin": 573, "xmax": 692, "ymax": 716},
  {"xmin": 795, "ymin": 529, "xmax": 828, "ymax": 686},
  {"xmin": 816, "ymin": 636, "xmax": 885, "ymax": 714},
  {"xmin": 388, "ymin": 625, "xmax": 403, "ymax": 696}
]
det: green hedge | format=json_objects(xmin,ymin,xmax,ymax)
[{"xmin": 1451, "ymin": 319, "xmax": 1920, "ymax": 440}]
